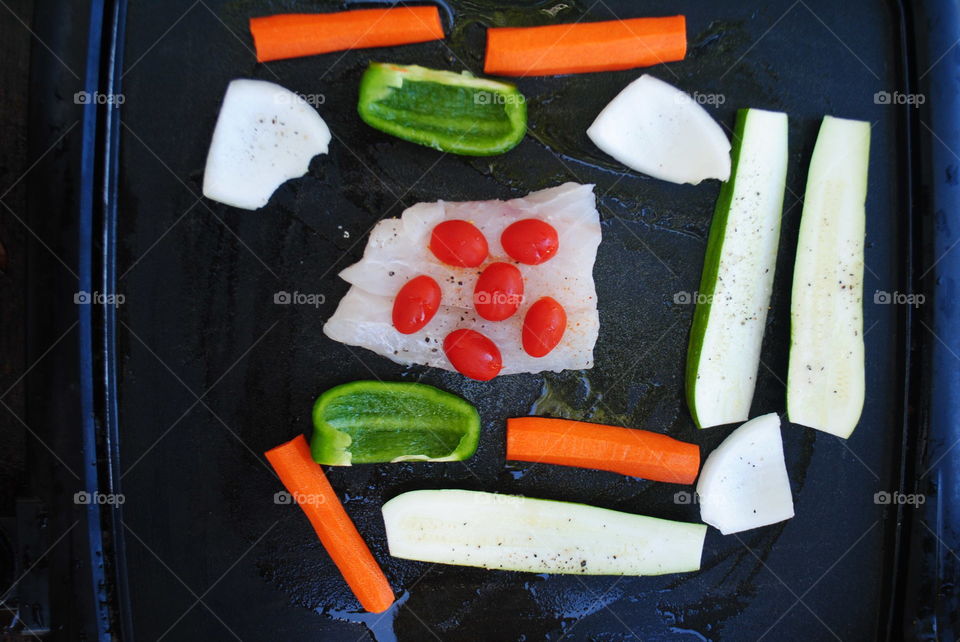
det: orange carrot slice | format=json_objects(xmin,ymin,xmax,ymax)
[
  {"xmin": 506, "ymin": 417, "xmax": 700, "ymax": 484},
  {"xmin": 484, "ymin": 15, "xmax": 686, "ymax": 76},
  {"xmin": 264, "ymin": 435, "xmax": 395, "ymax": 613},
  {"xmin": 250, "ymin": 7, "xmax": 445, "ymax": 63}
]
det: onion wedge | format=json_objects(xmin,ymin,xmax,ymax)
[
  {"xmin": 586, "ymin": 75, "xmax": 730, "ymax": 185},
  {"xmin": 202, "ymin": 79, "xmax": 331, "ymax": 210},
  {"xmin": 696, "ymin": 413, "xmax": 795, "ymax": 535}
]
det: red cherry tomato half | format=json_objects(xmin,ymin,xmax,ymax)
[
  {"xmin": 474, "ymin": 262, "xmax": 524, "ymax": 321},
  {"xmin": 522, "ymin": 297, "xmax": 567, "ymax": 357},
  {"xmin": 392, "ymin": 275, "xmax": 442, "ymax": 334},
  {"xmin": 443, "ymin": 329, "xmax": 502, "ymax": 381},
  {"xmin": 501, "ymin": 218, "xmax": 559, "ymax": 265},
  {"xmin": 430, "ymin": 220, "xmax": 489, "ymax": 267}
]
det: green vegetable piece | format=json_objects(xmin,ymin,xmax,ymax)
[
  {"xmin": 685, "ymin": 108, "xmax": 788, "ymax": 429},
  {"xmin": 311, "ymin": 381, "xmax": 481, "ymax": 465},
  {"xmin": 357, "ymin": 63, "xmax": 527, "ymax": 156}
]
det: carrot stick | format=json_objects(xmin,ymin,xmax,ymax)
[
  {"xmin": 506, "ymin": 417, "xmax": 700, "ymax": 484},
  {"xmin": 484, "ymin": 15, "xmax": 686, "ymax": 76},
  {"xmin": 264, "ymin": 435, "xmax": 395, "ymax": 613},
  {"xmin": 250, "ymin": 7, "xmax": 445, "ymax": 63}
]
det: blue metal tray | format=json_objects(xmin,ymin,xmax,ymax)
[{"xmin": 32, "ymin": 0, "xmax": 959, "ymax": 638}]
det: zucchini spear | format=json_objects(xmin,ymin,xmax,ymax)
[
  {"xmin": 382, "ymin": 490, "xmax": 706, "ymax": 575},
  {"xmin": 686, "ymin": 108, "xmax": 789, "ymax": 428},
  {"xmin": 786, "ymin": 116, "xmax": 870, "ymax": 438}
]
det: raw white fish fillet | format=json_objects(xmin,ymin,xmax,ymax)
[{"xmin": 324, "ymin": 183, "xmax": 601, "ymax": 376}]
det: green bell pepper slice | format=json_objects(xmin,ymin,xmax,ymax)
[
  {"xmin": 357, "ymin": 62, "xmax": 527, "ymax": 156},
  {"xmin": 311, "ymin": 381, "xmax": 481, "ymax": 465}
]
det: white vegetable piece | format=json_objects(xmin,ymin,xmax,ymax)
[
  {"xmin": 382, "ymin": 489, "xmax": 706, "ymax": 575},
  {"xmin": 202, "ymin": 79, "xmax": 331, "ymax": 210},
  {"xmin": 696, "ymin": 413, "xmax": 794, "ymax": 535},
  {"xmin": 687, "ymin": 108, "xmax": 789, "ymax": 428},
  {"xmin": 586, "ymin": 74, "xmax": 731, "ymax": 185},
  {"xmin": 786, "ymin": 116, "xmax": 870, "ymax": 438}
]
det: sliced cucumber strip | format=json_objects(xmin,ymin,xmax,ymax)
[
  {"xmin": 382, "ymin": 489, "xmax": 706, "ymax": 575},
  {"xmin": 787, "ymin": 116, "xmax": 870, "ymax": 438},
  {"xmin": 686, "ymin": 108, "xmax": 788, "ymax": 428}
]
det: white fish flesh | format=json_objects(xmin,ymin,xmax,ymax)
[{"xmin": 324, "ymin": 183, "xmax": 601, "ymax": 376}]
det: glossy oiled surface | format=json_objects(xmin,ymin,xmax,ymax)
[{"xmin": 116, "ymin": 0, "xmax": 909, "ymax": 639}]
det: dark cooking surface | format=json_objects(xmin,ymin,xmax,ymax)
[{"xmin": 115, "ymin": 0, "xmax": 909, "ymax": 639}]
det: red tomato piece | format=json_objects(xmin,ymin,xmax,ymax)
[
  {"xmin": 522, "ymin": 297, "xmax": 567, "ymax": 357},
  {"xmin": 392, "ymin": 275, "xmax": 442, "ymax": 334},
  {"xmin": 443, "ymin": 329, "xmax": 502, "ymax": 381},
  {"xmin": 429, "ymin": 220, "xmax": 489, "ymax": 267},
  {"xmin": 474, "ymin": 262, "xmax": 524, "ymax": 321},
  {"xmin": 501, "ymin": 218, "xmax": 559, "ymax": 265}
]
